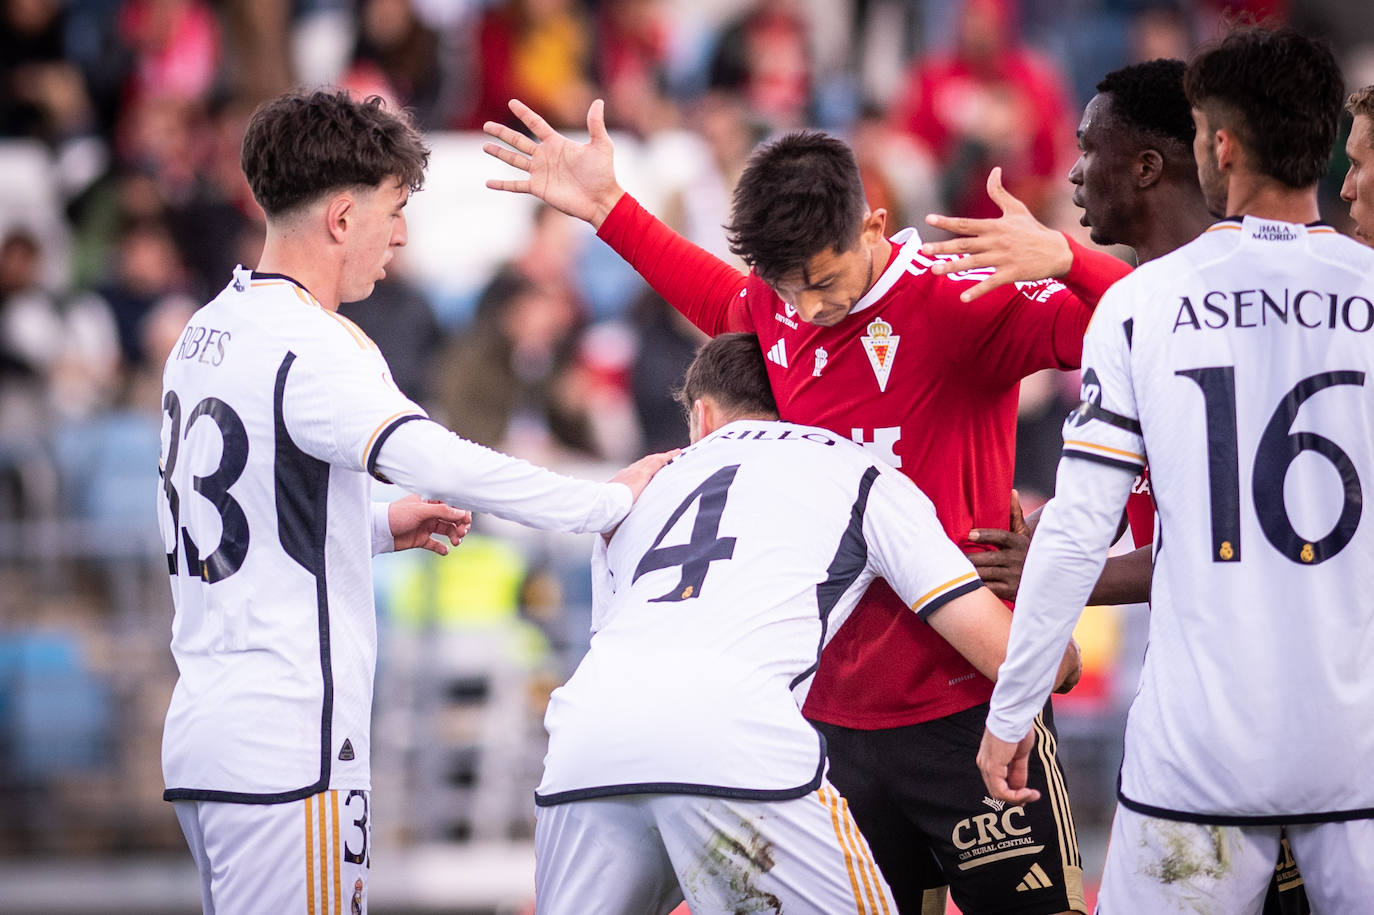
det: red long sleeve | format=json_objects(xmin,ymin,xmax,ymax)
[
  {"xmin": 596, "ymin": 194, "xmax": 750, "ymax": 336},
  {"xmin": 1061, "ymin": 234, "xmax": 1133, "ymax": 306}
]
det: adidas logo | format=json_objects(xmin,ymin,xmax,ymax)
[
  {"xmin": 338, "ymin": 739, "xmax": 355, "ymax": 761},
  {"xmin": 1016, "ymin": 863, "xmax": 1053, "ymax": 892},
  {"xmin": 766, "ymin": 339, "xmax": 789, "ymax": 368}
]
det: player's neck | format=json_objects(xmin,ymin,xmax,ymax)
[
  {"xmin": 257, "ymin": 233, "xmax": 342, "ymax": 311},
  {"xmin": 1134, "ymin": 191, "xmax": 1213, "ymax": 263},
  {"xmin": 1223, "ymin": 175, "xmax": 1321, "ymax": 227}
]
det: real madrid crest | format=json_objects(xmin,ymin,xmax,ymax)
[{"xmin": 860, "ymin": 317, "xmax": 899, "ymax": 392}]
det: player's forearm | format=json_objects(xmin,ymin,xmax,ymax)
[
  {"xmin": 1087, "ymin": 545, "xmax": 1152, "ymax": 605},
  {"xmin": 374, "ymin": 420, "xmax": 630, "ymax": 534},
  {"xmin": 986, "ymin": 458, "xmax": 1135, "ymax": 740},
  {"xmin": 596, "ymin": 193, "xmax": 748, "ymax": 336}
]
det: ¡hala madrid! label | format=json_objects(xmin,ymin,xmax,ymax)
[{"xmin": 860, "ymin": 317, "xmax": 898, "ymax": 392}]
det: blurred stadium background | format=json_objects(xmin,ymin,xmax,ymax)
[{"xmin": 1, "ymin": 0, "xmax": 1371, "ymax": 911}]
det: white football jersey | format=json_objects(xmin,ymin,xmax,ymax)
[
  {"xmin": 1067, "ymin": 217, "xmax": 1374, "ymax": 821},
  {"xmin": 159, "ymin": 268, "xmax": 427, "ymax": 801},
  {"xmin": 536, "ymin": 419, "xmax": 982, "ymax": 803}
]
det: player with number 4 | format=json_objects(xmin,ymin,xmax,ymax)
[
  {"xmin": 533, "ymin": 333, "xmax": 1080, "ymax": 914},
  {"xmin": 484, "ymin": 95, "xmax": 1118, "ymax": 915}
]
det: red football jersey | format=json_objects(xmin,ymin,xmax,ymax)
[{"xmin": 599, "ymin": 194, "xmax": 1122, "ymax": 727}]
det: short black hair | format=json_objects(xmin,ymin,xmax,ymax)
[
  {"xmin": 1184, "ymin": 26, "xmax": 1343, "ymax": 188},
  {"xmin": 675, "ymin": 333, "xmax": 778, "ymax": 421},
  {"xmin": 725, "ymin": 131, "xmax": 867, "ymax": 285},
  {"xmin": 241, "ymin": 89, "xmax": 430, "ymax": 218},
  {"xmin": 1097, "ymin": 59, "xmax": 1194, "ymax": 148}
]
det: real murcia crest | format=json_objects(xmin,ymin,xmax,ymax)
[
  {"xmin": 812, "ymin": 346, "xmax": 828, "ymax": 377},
  {"xmin": 860, "ymin": 317, "xmax": 899, "ymax": 392}
]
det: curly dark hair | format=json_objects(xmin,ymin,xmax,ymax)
[
  {"xmin": 725, "ymin": 131, "xmax": 867, "ymax": 285},
  {"xmin": 1097, "ymin": 59, "xmax": 1194, "ymax": 148},
  {"xmin": 1184, "ymin": 26, "xmax": 1343, "ymax": 188},
  {"xmin": 241, "ymin": 89, "xmax": 430, "ymax": 217},
  {"xmin": 675, "ymin": 333, "xmax": 778, "ymax": 422},
  {"xmin": 1348, "ymin": 85, "xmax": 1374, "ymax": 121}
]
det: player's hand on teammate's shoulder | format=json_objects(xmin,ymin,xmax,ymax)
[
  {"xmin": 610, "ymin": 449, "xmax": 681, "ymax": 503},
  {"xmin": 482, "ymin": 98, "xmax": 627, "ymax": 229},
  {"xmin": 920, "ymin": 167, "xmax": 1073, "ymax": 303},
  {"xmin": 388, "ymin": 494, "xmax": 473, "ymax": 556},
  {"xmin": 967, "ymin": 489, "xmax": 1031, "ymax": 601}
]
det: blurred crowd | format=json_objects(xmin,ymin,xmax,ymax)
[{"xmin": 3, "ymin": 0, "xmax": 1374, "ymax": 854}]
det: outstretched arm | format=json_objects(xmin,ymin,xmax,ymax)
[
  {"xmin": 483, "ymin": 98, "xmax": 626, "ymax": 229},
  {"xmin": 921, "ymin": 168, "xmax": 1131, "ymax": 304},
  {"xmin": 485, "ymin": 98, "xmax": 749, "ymax": 336}
]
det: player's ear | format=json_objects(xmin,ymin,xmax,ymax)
[
  {"xmin": 1137, "ymin": 148, "xmax": 1164, "ymax": 189},
  {"xmin": 860, "ymin": 208, "xmax": 887, "ymax": 245},
  {"xmin": 325, "ymin": 193, "xmax": 354, "ymax": 244},
  {"xmin": 1213, "ymin": 127, "xmax": 1237, "ymax": 173}
]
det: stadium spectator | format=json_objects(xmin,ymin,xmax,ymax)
[
  {"xmin": 891, "ymin": 0, "xmax": 1075, "ymax": 220},
  {"xmin": 0, "ymin": 0, "xmax": 97, "ymax": 145},
  {"xmin": 457, "ymin": 0, "xmax": 594, "ymax": 131},
  {"xmin": 344, "ymin": 0, "xmax": 447, "ymax": 129},
  {"xmin": 707, "ymin": 0, "xmax": 814, "ymax": 131}
]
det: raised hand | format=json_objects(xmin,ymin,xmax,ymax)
[
  {"xmin": 483, "ymin": 98, "xmax": 626, "ymax": 229},
  {"xmin": 919, "ymin": 167, "xmax": 1073, "ymax": 302}
]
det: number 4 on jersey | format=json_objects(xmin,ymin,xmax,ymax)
[{"xmin": 633, "ymin": 465, "xmax": 740, "ymax": 602}]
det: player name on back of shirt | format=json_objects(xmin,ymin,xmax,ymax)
[{"xmin": 1172, "ymin": 288, "xmax": 1374, "ymax": 333}]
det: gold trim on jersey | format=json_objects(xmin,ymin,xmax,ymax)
[
  {"xmin": 1031, "ymin": 716, "xmax": 1087, "ymax": 914},
  {"xmin": 1204, "ymin": 223, "xmax": 1243, "ymax": 233},
  {"xmin": 910, "ymin": 571, "xmax": 978, "ymax": 614},
  {"xmin": 363, "ymin": 411, "xmax": 423, "ymax": 468},
  {"xmin": 322, "ymin": 309, "xmax": 379, "ymax": 352},
  {"xmin": 1062, "ymin": 439, "xmax": 1144, "ymax": 465}
]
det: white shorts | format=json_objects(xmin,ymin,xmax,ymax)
[
  {"xmin": 534, "ymin": 781, "xmax": 896, "ymax": 915},
  {"xmin": 173, "ymin": 790, "xmax": 371, "ymax": 915},
  {"xmin": 1098, "ymin": 805, "xmax": 1374, "ymax": 914}
]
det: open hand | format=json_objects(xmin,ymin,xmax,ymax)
[
  {"xmin": 920, "ymin": 168, "xmax": 1073, "ymax": 302},
  {"xmin": 483, "ymin": 98, "xmax": 626, "ymax": 228}
]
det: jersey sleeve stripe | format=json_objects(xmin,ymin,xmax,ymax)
[
  {"xmin": 1062, "ymin": 445, "xmax": 1145, "ymax": 473},
  {"xmin": 910, "ymin": 571, "xmax": 979, "ymax": 617},
  {"xmin": 364, "ymin": 413, "xmax": 427, "ymax": 481},
  {"xmin": 1062, "ymin": 439, "xmax": 1144, "ymax": 463},
  {"xmin": 1070, "ymin": 400, "xmax": 1142, "ymax": 434}
]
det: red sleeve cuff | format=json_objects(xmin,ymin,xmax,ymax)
[{"xmin": 1062, "ymin": 234, "xmax": 1133, "ymax": 307}]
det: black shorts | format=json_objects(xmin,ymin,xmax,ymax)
[
  {"xmin": 1263, "ymin": 831, "xmax": 1310, "ymax": 915},
  {"xmin": 813, "ymin": 701, "xmax": 1085, "ymax": 915}
]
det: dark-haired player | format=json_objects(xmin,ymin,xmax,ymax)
[
  {"xmin": 484, "ymin": 97, "xmax": 1124, "ymax": 914},
  {"xmin": 534, "ymin": 333, "xmax": 1079, "ymax": 914},
  {"xmin": 158, "ymin": 89, "xmax": 673, "ymax": 914},
  {"xmin": 978, "ymin": 27, "xmax": 1374, "ymax": 912},
  {"xmin": 926, "ymin": 56, "xmax": 1313, "ymax": 914}
]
